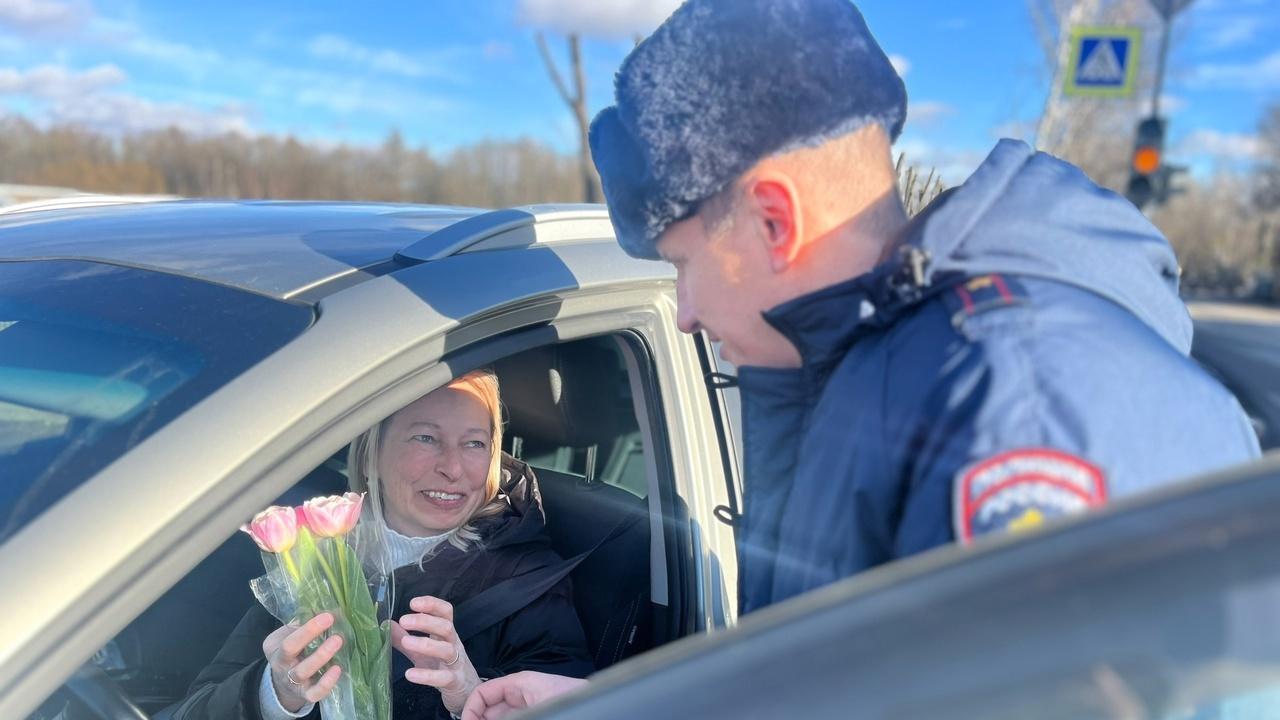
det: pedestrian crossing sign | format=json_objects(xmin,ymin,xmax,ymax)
[{"xmin": 1064, "ymin": 27, "xmax": 1141, "ymax": 97}]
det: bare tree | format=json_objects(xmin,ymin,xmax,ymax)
[
  {"xmin": 1151, "ymin": 172, "xmax": 1275, "ymax": 295},
  {"xmin": 1253, "ymin": 103, "xmax": 1280, "ymax": 300},
  {"xmin": 895, "ymin": 153, "xmax": 947, "ymax": 217},
  {"xmin": 536, "ymin": 32, "xmax": 601, "ymax": 203},
  {"xmin": 0, "ymin": 120, "xmax": 583, "ymax": 207},
  {"xmin": 1255, "ymin": 103, "xmax": 1280, "ymax": 212}
]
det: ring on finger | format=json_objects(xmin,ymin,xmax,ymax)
[
  {"xmin": 444, "ymin": 645, "xmax": 460, "ymax": 666},
  {"xmin": 287, "ymin": 668, "xmax": 304, "ymax": 686}
]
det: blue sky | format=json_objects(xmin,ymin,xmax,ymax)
[{"xmin": 0, "ymin": 0, "xmax": 1274, "ymax": 182}]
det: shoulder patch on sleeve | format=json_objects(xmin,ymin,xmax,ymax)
[
  {"xmin": 941, "ymin": 274, "xmax": 1027, "ymax": 327},
  {"xmin": 953, "ymin": 448, "xmax": 1106, "ymax": 544}
]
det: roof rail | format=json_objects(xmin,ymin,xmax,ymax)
[{"xmin": 395, "ymin": 204, "xmax": 614, "ymax": 263}]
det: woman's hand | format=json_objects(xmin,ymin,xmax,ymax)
[
  {"xmin": 391, "ymin": 595, "xmax": 481, "ymax": 716},
  {"xmin": 262, "ymin": 612, "xmax": 344, "ymax": 713}
]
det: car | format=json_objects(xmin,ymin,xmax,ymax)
[
  {"xmin": 1, "ymin": 200, "xmax": 742, "ymax": 719},
  {"xmin": 530, "ymin": 454, "xmax": 1280, "ymax": 719},
  {"xmin": 1, "ymin": 200, "xmax": 1275, "ymax": 719},
  {"xmin": 1188, "ymin": 302, "xmax": 1280, "ymax": 451}
]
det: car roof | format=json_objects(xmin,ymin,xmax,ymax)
[{"xmin": 0, "ymin": 200, "xmax": 489, "ymax": 300}]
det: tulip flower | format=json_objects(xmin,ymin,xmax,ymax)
[
  {"xmin": 243, "ymin": 492, "xmax": 390, "ymax": 720},
  {"xmin": 301, "ymin": 492, "xmax": 365, "ymax": 538},
  {"xmin": 241, "ymin": 505, "xmax": 298, "ymax": 553}
]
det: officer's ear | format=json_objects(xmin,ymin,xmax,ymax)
[{"xmin": 746, "ymin": 174, "xmax": 802, "ymax": 273}]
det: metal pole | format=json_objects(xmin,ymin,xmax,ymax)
[
  {"xmin": 1147, "ymin": 0, "xmax": 1194, "ymax": 116},
  {"xmin": 1152, "ymin": 14, "xmax": 1170, "ymax": 117}
]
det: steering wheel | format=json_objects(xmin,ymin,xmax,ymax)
[{"xmin": 60, "ymin": 661, "xmax": 149, "ymax": 720}]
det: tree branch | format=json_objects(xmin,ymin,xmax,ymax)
[
  {"xmin": 535, "ymin": 32, "xmax": 576, "ymax": 107},
  {"xmin": 570, "ymin": 35, "xmax": 586, "ymax": 111}
]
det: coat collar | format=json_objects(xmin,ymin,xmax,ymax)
[{"xmin": 760, "ymin": 215, "xmax": 953, "ymax": 381}]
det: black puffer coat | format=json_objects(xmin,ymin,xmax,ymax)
[{"xmin": 172, "ymin": 456, "xmax": 592, "ymax": 720}]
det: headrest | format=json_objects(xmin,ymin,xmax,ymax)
[{"xmin": 494, "ymin": 342, "xmax": 620, "ymax": 448}]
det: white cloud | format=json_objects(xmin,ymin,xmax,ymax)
[
  {"xmin": 0, "ymin": 62, "xmax": 252, "ymax": 136},
  {"xmin": 1176, "ymin": 129, "xmax": 1262, "ymax": 160},
  {"xmin": 482, "ymin": 40, "xmax": 513, "ymax": 61},
  {"xmin": 0, "ymin": 0, "xmax": 226, "ymax": 80},
  {"xmin": 293, "ymin": 78, "xmax": 457, "ymax": 119},
  {"xmin": 1196, "ymin": 0, "xmax": 1269, "ymax": 8},
  {"xmin": 889, "ymin": 54, "xmax": 910, "ymax": 78},
  {"xmin": 307, "ymin": 33, "xmax": 449, "ymax": 79},
  {"xmin": 126, "ymin": 35, "xmax": 220, "ymax": 70},
  {"xmin": 908, "ymin": 100, "xmax": 954, "ymax": 126},
  {"xmin": 1192, "ymin": 50, "xmax": 1280, "ymax": 90},
  {"xmin": 895, "ymin": 137, "xmax": 987, "ymax": 185},
  {"xmin": 1203, "ymin": 15, "xmax": 1264, "ymax": 50},
  {"xmin": 517, "ymin": 0, "xmax": 680, "ymax": 38},
  {"xmin": 0, "ymin": 62, "xmax": 123, "ymax": 98},
  {"xmin": 48, "ymin": 92, "xmax": 252, "ymax": 135},
  {"xmin": 1144, "ymin": 93, "xmax": 1186, "ymax": 115},
  {"xmin": 0, "ymin": 0, "xmax": 87, "ymax": 36},
  {"xmin": 991, "ymin": 120, "xmax": 1036, "ymax": 141}
]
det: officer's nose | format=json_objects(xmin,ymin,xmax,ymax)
[{"xmin": 675, "ymin": 281, "xmax": 700, "ymax": 334}]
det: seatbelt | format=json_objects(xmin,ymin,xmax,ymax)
[{"xmin": 454, "ymin": 509, "xmax": 645, "ymax": 641}]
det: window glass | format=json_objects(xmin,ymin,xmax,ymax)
[
  {"xmin": 24, "ymin": 334, "xmax": 664, "ymax": 719},
  {"xmin": 0, "ymin": 260, "xmax": 313, "ymax": 545},
  {"xmin": 707, "ymin": 339, "xmax": 742, "ymax": 482},
  {"xmin": 497, "ymin": 336, "xmax": 648, "ymax": 497},
  {"xmin": 23, "ymin": 450, "xmax": 349, "ymax": 720}
]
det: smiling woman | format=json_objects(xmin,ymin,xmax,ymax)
[
  {"xmin": 171, "ymin": 370, "xmax": 593, "ymax": 720},
  {"xmin": 352, "ymin": 371, "xmax": 507, "ymax": 551}
]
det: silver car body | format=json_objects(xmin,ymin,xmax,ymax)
[{"xmin": 0, "ymin": 200, "xmax": 740, "ymax": 718}]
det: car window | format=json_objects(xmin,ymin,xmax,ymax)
[
  {"xmin": 498, "ymin": 336, "xmax": 648, "ymax": 497},
  {"xmin": 22, "ymin": 455, "xmax": 350, "ymax": 720},
  {"xmin": 23, "ymin": 333, "xmax": 677, "ymax": 720},
  {"xmin": 0, "ymin": 260, "xmax": 313, "ymax": 546},
  {"xmin": 1189, "ymin": 310, "xmax": 1280, "ymax": 451}
]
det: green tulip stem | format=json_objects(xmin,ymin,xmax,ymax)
[
  {"xmin": 280, "ymin": 548, "xmax": 301, "ymax": 584},
  {"xmin": 314, "ymin": 542, "xmax": 344, "ymax": 610},
  {"xmin": 336, "ymin": 540, "xmax": 351, "ymax": 606}
]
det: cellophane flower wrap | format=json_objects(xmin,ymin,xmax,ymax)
[{"xmin": 242, "ymin": 492, "xmax": 392, "ymax": 720}]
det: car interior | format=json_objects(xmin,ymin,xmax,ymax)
[{"xmin": 29, "ymin": 334, "xmax": 683, "ymax": 718}]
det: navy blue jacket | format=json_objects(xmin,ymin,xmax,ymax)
[{"xmin": 736, "ymin": 140, "xmax": 1261, "ymax": 614}]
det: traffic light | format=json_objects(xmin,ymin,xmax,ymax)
[
  {"xmin": 1156, "ymin": 162, "xmax": 1187, "ymax": 205},
  {"xmin": 1125, "ymin": 115, "xmax": 1165, "ymax": 210}
]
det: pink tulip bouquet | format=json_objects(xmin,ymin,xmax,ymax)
[{"xmin": 243, "ymin": 492, "xmax": 391, "ymax": 720}]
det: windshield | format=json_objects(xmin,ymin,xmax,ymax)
[{"xmin": 0, "ymin": 260, "xmax": 313, "ymax": 544}]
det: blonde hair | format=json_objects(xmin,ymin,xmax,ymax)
[{"xmin": 348, "ymin": 369, "xmax": 506, "ymax": 557}]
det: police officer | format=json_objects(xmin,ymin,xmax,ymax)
[{"xmin": 588, "ymin": 0, "xmax": 1261, "ymax": 615}]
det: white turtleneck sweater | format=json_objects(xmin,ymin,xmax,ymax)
[{"xmin": 260, "ymin": 523, "xmax": 448, "ymax": 719}]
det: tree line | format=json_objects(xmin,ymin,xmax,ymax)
[
  {"xmin": 0, "ymin": 115, "xmax": 583, "ymax": 209},
  {"xmin": 2, "ymin": 107, "xmax": 1277, "ymax": 299}
]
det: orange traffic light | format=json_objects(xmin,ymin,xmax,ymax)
[
  {"xmin": 1126, "ymin": 116, "xmax": 1167, "ymax": 209},
  {"xmin": 1133, "ymin": 146, "xmax": 1161, "ymax": 175}
]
